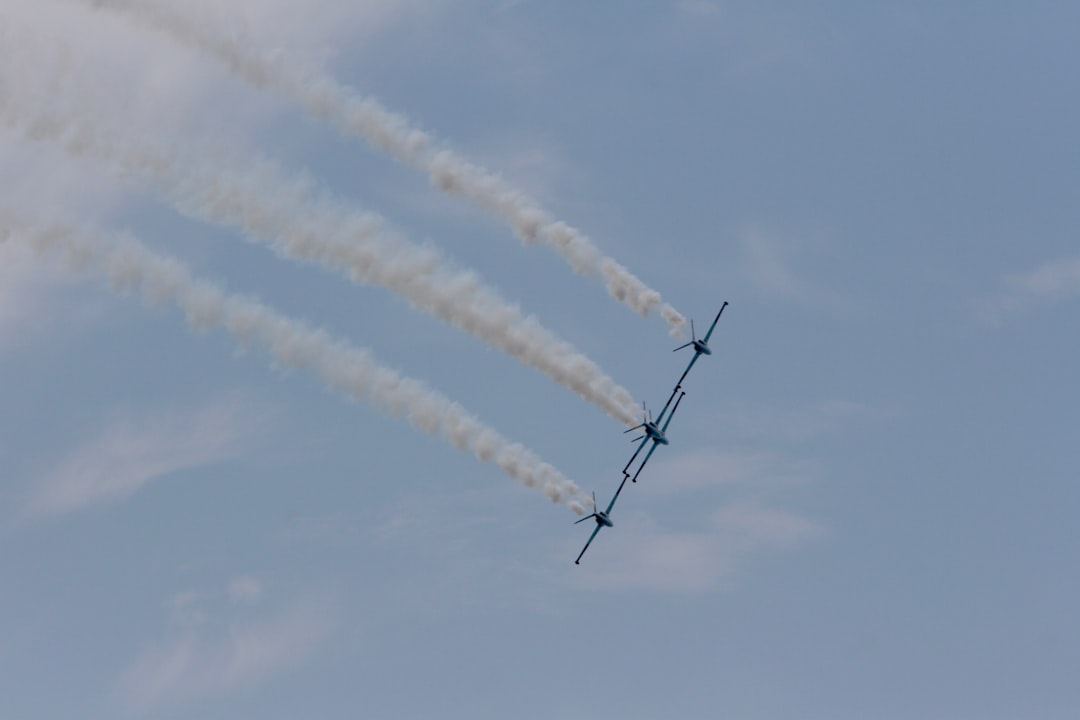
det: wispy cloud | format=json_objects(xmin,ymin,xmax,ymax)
[
  {"xmin": 975, "ymin": 257, "xmax": 1080, "ymax": 324},
  {"xmin": 118, "ymin": 585, "xmax": 331, "ymax": 712},
  {"xmin": 278, "ymin": 512, "xmax": 367, "ymax": 549},
  {"xmin": 0, "ymin": 241, "xmax": 60, "ymax": 352},
  {"xmin": 572, "ymin": 446, "xmax": 822, "ymax": 591},
  {"xmin": 228, "ymin": 576, "xmax": 263, "ymax": 605},
  {"xmin": 167, "ymin": 591, "xmax": 208, "ymax": 627},
  {"xmin": 576, "ymin": 501, "xmax": 822, "ymax": 592},
  {"xmin": 712, "ymin": 398, "xmax": 889, "ymax": 443},
  {"xmin": 0, "ymin": 136, "xmax": 113, "ymax": 350},
  {"xmin": 645, "ymin": 448, "xmax": 817, "ymax": 495},
  {"xmin": 740, "ymin": 226, "xmax": 844, "ymax": 307},
  {"xmin": 210, "ymin": 0, "xmax": 448, "ymax": 48},
  {"xmin": 22, "ymin": 399, "xmax": 266, "ymax": 520}
]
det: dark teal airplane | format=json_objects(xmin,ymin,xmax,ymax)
[
  {"xmin": 628, "ymin": 391, "xmax": 685, "ymax": 483},
  {"xmin": 674, "ymin": 301, "xmax": 728, "ymax": 386},
  {"xmin": 574, "ymin": 488, "xmax": 620, "ymax": 565},
  {"xmin": 621, "ymin": 385, "xmax": 684, "ymax": 475}
]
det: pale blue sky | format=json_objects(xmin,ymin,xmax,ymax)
[{"xmin": 2, "ymin": 2, "xmax": 1078, "ymax": 719}]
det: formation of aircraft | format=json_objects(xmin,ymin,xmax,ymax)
[{"xmin": 574, "ymin": 303, "xmax": 728, "ymax": 564}]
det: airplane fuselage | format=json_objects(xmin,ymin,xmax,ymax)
[
  {"xmin": 595, "ymin": 511, "xmax": 613, "ymax": 528},
  {"xmin": 694, "ymin": 340, "xmax": 711, "ymax": 355},
  {"xmin": 644, "ymin": 422, "xmax": 669, "ymax": 445}
]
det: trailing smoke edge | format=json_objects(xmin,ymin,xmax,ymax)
[
  {"xmin": 0, "ymin": 219, "xmax": 589, "ymax": 515},
  {"xmin": 0, "ymin": 68, "xmax": 642, "ymax": 427},
  {"xmin": 72, "ymin": 0, "xmax": 688, "ymax": 338}
]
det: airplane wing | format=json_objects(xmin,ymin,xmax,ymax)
[
  {"xmin": 575, "ymin": 523, "xmax": 605, "ymax": 564},
  {"xmin": 661, "ymin": 392, "xmax": 686, "ymax": 432},
  {"xmin": 702, "ymin": 301, "xmax": 729, "ymax": 343},
  {"xmin": 631, "ymin": 392, "xmax": 685, "ymax": 483},
  {"xmin": 630, "ymin": 439, "xmax": 661, "ymax": 483},
  {"xmin": 654, "ymin": 384, "xmax": 682, "ymax": 425},
  {"xmin": 624, "ymin": 384, "xmax": 683, "ymax": 473},
  {"xmin": 604, "ymin": 474, "xmax": 630, "ymax": 515},
  {"xmin": 622, "ymin": 435, "xmax": 651, "ymax": 474}
]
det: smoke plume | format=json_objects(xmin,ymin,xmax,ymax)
[
  {"xmin": 0, "ymin": 62, "xmax": 642, "ymax": 426},
  {"xmin": 2, "ymin": 219, "xmax": 587, "ymax": 513},
  {"xmin": 73, "ymin": 0, "xmax": 688, "ymax": 337}
]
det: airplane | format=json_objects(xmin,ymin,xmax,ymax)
[
  {"xmin": 621, "ymin": 384, "xmax": 683, "ymax": 475},
  {"xmin": 574, "ymin": 486, "xmax": 622, "ymax": 565},
  {"xmin": 674, "ymin": 301, "xmax": 728, "ymax": 386},
  {"xmin": 628, "ymin": 391, "xmax": 685, "ymax": 483}
]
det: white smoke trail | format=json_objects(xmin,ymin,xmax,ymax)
[
  {"xmin": 71, "ymin": 0, "xmax": 688, "ymax": 337},
  {"xmin": 1, "ymin": 218, "xmax": 587, "ymax": 514},
  {"xmin": 0, "ymin": 51, "xmax": 642, "ymax": 427}
]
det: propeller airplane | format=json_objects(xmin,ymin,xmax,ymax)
[
  {"xmin": 628, "ymin": 391, "xmax": 685, "ymax": 483},
  {"xmin": 621, "ymin": 385, "xmax": 683, "ymax": 474},
  {"xmin": 574, "ymin": 488, "xmax": 621, "ymax": 565},
  {"xmin": 674, "ymin": 301, "xmax": 728, "ymax": 386}
]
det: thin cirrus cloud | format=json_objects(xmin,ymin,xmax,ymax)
[
  {"xmin": 21, "ymin": 399, "xmax": 266, "ymax": 520},
  {"xmin": 571, "ymin": 446, "xmax": 823, "ymax": 592},
  {"xmin": 976, "ymin": 256, "xmax": 1080, "ymax": 324},
  {"xmin": 644, "ymin": 448, "xmax": 818, "ymax": 495},
  {"xmin": 712, "ymin": 399, "xmax": 889, "ymax": 443},
  {"xmin": 117, "ymin": 586, "xmax": 331, "ymax": 712},
  {"xmin": 228, "ymin": 576, "xmax": 263, "ymax": 605},
  {"xmin": 0, "ymin": 142, "xmax": 123, "ymax": 354},
  {"xmin": 575, "ymin": 501, "xmax": 822, "ymax": 592},
  {"xmin": 740, "ymin": 226, "xmax": 845, "ymax": 308},
  {"xmin": 0, "ymin": 241, "xmax": 61, "ymax": 351}
]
